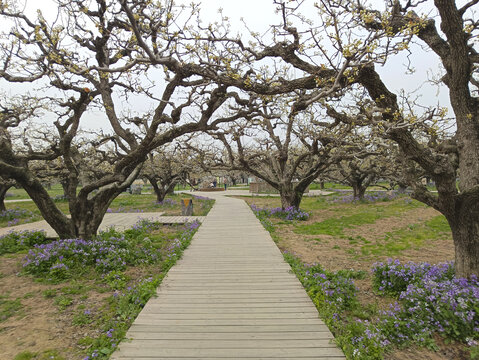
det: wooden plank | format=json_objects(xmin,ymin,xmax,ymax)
[
  {"xmin": 113, "ymin": 347, "xmax": 345, "ymax": 357},
  {"xmin": 123, "ymin": 331, "xmax": 333, "ymax": 340},
  {"xmin": 116, "ymin": 339, "xmax": 337, "ymax": 349},
  {"xmin": 135, "ymin": 312, "xmax": 319, "ymax": 319},
  {"xmin": 115, "ymin": 357, "xmax": 342, "ymax": 360},
  {"xmin": 141, "ymin": 306, "xmax": 317, "ymax": 314},
  {"xmin": 128, "ymin": 324, "xmax": 331, "ymax": 333},
  {"xmin": 141, "ymin": 302, "xmax": 315, "ymax": 308},
  {"xmin": 151, "ymin": 296, "xmax": 312, "ymax": 302},
  {"xmin": 162, "ymin": 278, "xmax": 297, "ymax": 283},
  {"xmin": 132, "ymin": 318, "xmax": 326, "ymax": 326},
  {"xmin": 156, "ymin": 288, "xmax": 308, "ymax": 294}
]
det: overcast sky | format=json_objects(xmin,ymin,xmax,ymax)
[
  {"xmin": 1, "ymin": 0, "xmax": 452, "ymax": 130},
  {"xmin": 195, "ymin": 0, "xmax": 450, "ymax": 112}
]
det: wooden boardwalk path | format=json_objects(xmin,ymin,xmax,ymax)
[
  {"xmin": 112, "ymin": 194, "xmax": 345, "ymax": 359},
  {"xmin": 0, "ymin": 213, "xmax": 205, "ymax": 238}
]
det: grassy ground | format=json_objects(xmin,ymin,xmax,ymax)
[
  {"xmin": 107, "ymin": 193, "xmax": 214, "ymax": 216},
  {"xmin": 238, "ymin": 193, "xmax": 475, "ymax": 360},
  {"xmin": 309, "ymin": 182, "xmax": 351, "ymax": 190},
  {"xmin": 5, "ymin": 185, "xmax": 68, "ymax": 200},
  {"xmin": 1, "ymin": 193, "xmax": 214, "ymax": 228},
  {"xmin": 308, "ymin": 181, "xmax": 437, "ymax": 191}
]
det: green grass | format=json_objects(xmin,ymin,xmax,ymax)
[
  {"xmin": 309, "ymin": 181, "xmax": 438, "ymax": 192},
  {"xmin": 54, "ymin": 295, "xmax": 74, "ymax": 310},
  {"xmin": 294, "ymin": 198, "xmax": 423, "ymax": 236},
  {"xmin": 14, "ymin": 350, "xmax": 65, "ymax": 360},
  {"xmin": 295, "ymin": 212, "xmax": 386, "ymax": 236},
  {"xmin": 360, "ymin": 215, "xmax": 451, "ymax": 256},
  {"xmin": 296, "ymin": 196, "xmax": 334, "ymax": 212},
  {"xmin": 3, "ymin": 193, "xmax": 214, "ymax": 227},
  {"xmin": 61, "ymin": 282, "xmax": 90, "ymax": 296},
  {"xmin": 6, "ymin": 184, "xmax": 70, "ymax": 200},
  {"xmin": 114, "ymin": 192, "xmax": 214, "ymax": 215},
  {"xmin": 0, "ymin": 295, "xmax": 23, "ymax": 322},
  {"xmin": 14, "ymin": 352, "xmax": 36, "ymax": 360},
  {"xmin": 42, "ymin": 289, "xmax": 57, "ymax": 299},
  {"xmin": 309, "ymin": 182, "xmax": 351, "ymax": 190}
]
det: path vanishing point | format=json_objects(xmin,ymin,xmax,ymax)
[{"xmin": 111, "ymin": 193, "xmax": 345, "ymax": 359}]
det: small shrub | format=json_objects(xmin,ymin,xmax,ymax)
[
  {"xmin": 54, "ymin": 295, "xmax": 73, "ymax": 310},
  {"xmin": 23, "ymin": 220, "xmax": 200, "ymax": 282},
  {"xmin": 103, "ymin": 270, "xmax": 129, "ymax": 290},
  {"xmin": 13, "ymin": 351, "xmax": 35, "ymax": 360},
  {"xmin": 329, "ymin": 190, "xmax": 405, "ymax": 204},
  {"xmin": 0, "ymin": 208, "xmax": 38, "ymax": 227},
  {"xmin": 52, "ymin": 194, "xmax": 68, "ymax": 202}
]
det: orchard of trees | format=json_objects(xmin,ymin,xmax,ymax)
[{"xmin": 0, "ymin": 0, "xmax": 478, "ymax": 276}]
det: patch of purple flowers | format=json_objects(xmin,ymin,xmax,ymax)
[
  {"xmin": 22, "ymin": 235, "xmax": 134, "ymax": 277},
  {"xmin": 372, "ymin": 259, "xmax": 479, "ymax": 345},
  {"xmin": 191, "ymin": 195, "xmax": 212, "ymax": 201},
  {"xmin": 250, "ymin": 204, "xmax": 310, "ymax": 221},
  {"xmin": 372, "ymin": 258, "xmax": 455, "ymax": 296},
  {"xmin": 330, "ymin": 190, "xmax": 403, "ymax": 204},
  {"xmin": 23, "ymin": 219, "xmax": 200, "ymax": 281},
  {"xmin": 7, "ymin": 218, "xmax": 19, "ymax": 226},
  {"xmin": 154, "ymin": 198, "xmax": 178, "ymax": 207},
  {"xmin": 1, "ymin": 208, "xmax": 36, "ymax": 226}
]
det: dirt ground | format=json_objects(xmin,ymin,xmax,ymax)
[
  {"xmin": 273, "ymin": 206, "xmax": 454, "ymax": 273},
  {"xmin": 0, "ymin": 255, "xmax": 109, "ymax": 360},
  {"xmin": 239, "ymin": 196, "xmax": 465, "ymax": 360}
]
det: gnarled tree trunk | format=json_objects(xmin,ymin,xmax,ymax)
[
  {"xmin": 279, "ymin": 188, "xmax": 303, "ymax": 209},
  {"xmin": 0, "ymin": 183, "xmax": 13, "ymax": 212},
  {"xmin": 71, "ymin": 196, "xmax": 117, "ymax": 239},
  {"xmin": 444, "ymin": 194, "xmax": 479, "ymax": 278},
  {"xmin": 20, "ymin": 177, "xmax": 75, "ymax": 239},
  {"xmin": 146, "ymin": 175, "xmax": 178, "ymax": 203},
  {"xmin": 278, "ymin": 181, "xmax": 309, "ymax": 209},
  {"xmin": 352, "ymin": 182, "xmax": 367, "ymax": 201}
]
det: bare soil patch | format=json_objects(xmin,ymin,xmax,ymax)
[
  {"xmin": 0, "ymin": 255, "xmax": 79, "ymax": 359},
  {"xmin": 1, "ymin": 255, "xmax": 116, "ymax": 359}
]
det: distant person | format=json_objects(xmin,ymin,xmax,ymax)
[{"xmin": 213, "ymin": 179, "xmax": 217, "ymax": 187}]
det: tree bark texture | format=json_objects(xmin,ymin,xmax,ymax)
[
  {"xmin": 446, "ymin": 194, "xmax": 479, "ymax": 278},
  {"xmin": 352, "ymin": 182, "xmax": 366, "ymax": 201},
  {"xmin": 0, "ymin": 184, "xmax": 11, "ymax": 212},
  {"xmin": 279, "ymin": 187, "xmax": 303, "ymax": 209}
]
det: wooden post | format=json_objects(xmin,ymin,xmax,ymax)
[{"xmin": 181, "ymin": 198, "xmax": 193, "ymax": 216}]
